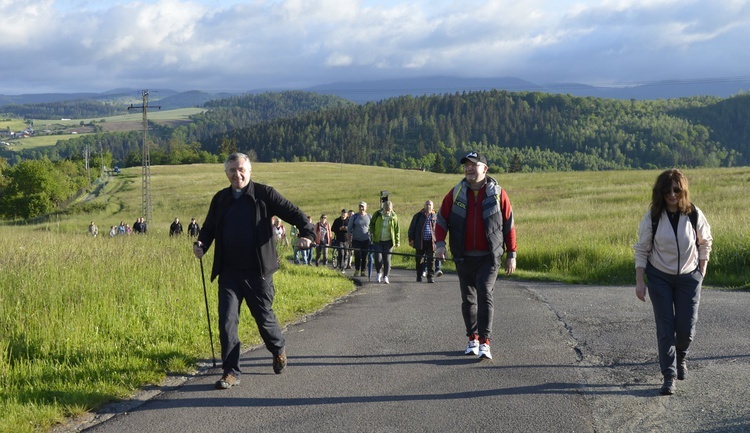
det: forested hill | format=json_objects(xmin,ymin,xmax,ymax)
[
  {"xmin": 8, "ymin": 90, "xmax": 750, "ymax": 173},
  {"xmin": 6, "ymin": 91, "xmax": 355, "ymax": 166},
  {"xmin": 203, "ymin": 90, "xmax": 750, "ymax": 171}
]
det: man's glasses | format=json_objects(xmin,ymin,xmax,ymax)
[{"xmin": 665, "ymin": 187, "xmax": 682, "ymax": 195}]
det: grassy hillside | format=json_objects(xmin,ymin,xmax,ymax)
[{"xmin": 27, "ymin": 162, "xmax": 750, "ymax": 288}]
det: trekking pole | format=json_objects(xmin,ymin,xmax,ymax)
[{"xmin": 196, "ymin": 245, "xmax": 217, "ymax": 368}]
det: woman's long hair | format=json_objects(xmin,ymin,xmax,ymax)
[{"xmin": 650, "ymin": 168, "xmax": 692, "ymax": 216}]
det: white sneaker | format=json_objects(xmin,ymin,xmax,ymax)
[
  {"xmin": 435, "ymin": 270, "xmax": 443, "ymax": 277},
  {"xmin": 377, "ymin": 272, "xmax": 382, "ymax": 283},
  {"xmin": 422, "ymin": 270, "xmax": 427, "ymax": 278},
  {"xmin": 383, "ymin": 276, "xmax": 389, "ymax": 284},
  {"xmin": 464, "ymin": 339, "xmax": 479, "ymax": 356},
  {"xmin": 478, "ymin": 343, "xmax": 492, "ymax": 360}
]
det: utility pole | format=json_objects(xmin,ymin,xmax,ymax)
[
  {"xmin": 84, "ymin": 143, "xmax": 91, "ymax": 186},
  {"xmin": 128, "ymin": 90, "xmax": 160, "ymax": 228},
  {"xmin": 99, "ymin": 142, "xmax": 106, "ymax": 201}
]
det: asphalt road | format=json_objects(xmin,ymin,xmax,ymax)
[{"xmin": 59, "ymin": 268, "xmax": 750, "ymax": 433}]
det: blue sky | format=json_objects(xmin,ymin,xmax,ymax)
[{"xmin": 1, "ymin": 0, "xmax": 749, "ymax": 94}]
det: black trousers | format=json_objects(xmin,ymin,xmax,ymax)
[
  {"xmin": 218, "ymin": 268, "xmax": 285, "ymax": 377},
  {"xmin": 646, "ymin": 263, "xmax": 702, "ymax": 378},
  {"xmin": 414, "ymin": 244, "xmax": 435, "ymax": 277},
  {"xmin": 456, "ymin": 255, "xmax": 499, "ymax": 340}
]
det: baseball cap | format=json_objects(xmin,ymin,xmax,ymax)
[
  {"xmin": 460, "ymin": 151, "xmax": 487, "ymax": 165},
  {"xmin": 359, "ymin": 201, "xmax": 367, "ymax": 207}
]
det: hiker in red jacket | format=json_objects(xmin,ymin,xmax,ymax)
[{"xmin": 435, "ymin": 151, "xmax": 517, "ymax": 361}]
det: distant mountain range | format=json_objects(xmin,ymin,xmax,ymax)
[
  {"xmin": 304, "ymin": 76, "xmax": 750, "ymax": 103},
  {"xmin": 0, "ymin": 88, "xmax": 236, "ymax": 111},
  {"xmin": 2, "ymin": 76, "xmax": 749, "ymax": 109}
]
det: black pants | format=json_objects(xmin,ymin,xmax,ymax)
[
  {"xmin": 351, "ymin": 239, "xmax": 370, "ymax": 272},
  {"xmin": 456, "ymin": 255, "xmax": 499, "ymax": 340},
  {"xmin": 218, "ymin": 268, "xmax": 285, "ymax": 377},
  {"xmin": 334, "ymin": 240, "xmax": 348, "ymax": 269},
  {"xmin": 646, "ymin": 263, "xmax": 702, "ymax": 378},
  {"xmin": 414, "ymin": 244, "xmax": 435, "ymax": 277}
]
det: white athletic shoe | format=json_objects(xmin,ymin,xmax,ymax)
[
  {"xmin": 435, "ymin": 270, "xmax": 444, "ymax": 277},
  {"xmin": 383, "ymin": 276, "xmax": 389, "ymax": 284},
  {"xmin": 478, "ymin": 343, "xmax": 492, "ymax": 360},
  {"xmin": 377, "ymin": 272, "xmax": 382, "ymax": 283},
  {"xmin": 464, "ymin": 339, "xmax": 479, "ymax": 356}
]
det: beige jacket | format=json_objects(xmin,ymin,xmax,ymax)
[{"xmin": 634, "ymin": 206, "xmax": 712, "ymax": 275}]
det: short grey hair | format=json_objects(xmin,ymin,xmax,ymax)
[{"xmin": 224, "ymin": 152, "xmax": 251, "ymax": 171}]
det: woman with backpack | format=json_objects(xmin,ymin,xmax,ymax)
[{"xmin": 634, "ymin": 168, "xmax": 713, "ymax": 395}]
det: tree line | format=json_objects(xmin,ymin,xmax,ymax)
[
  {"xmin": 1, "ymin": 100, "xmax": 128, "ymax": 120},
  {"xmin": 202, "ymin": 90, "xmax": 748, "ymax": 171},
  {"xmin": 7, "ymin": 89, "xmax": 750, "ymax": 173},
  {"xmin": 3, "ymin": 89, "xmax": 750, "ymax": 219},
  {"xmin": 0, "ymin": 157, "xmax": 94, "ymax": 219}
]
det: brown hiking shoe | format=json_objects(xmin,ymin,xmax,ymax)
[
  {"xmin": 273, "ymin": 352, "xmax": 287, "ymax": 374},
  {"xmin": 660, "ymin": 376, "xmax": 676, "ymax": 395},
  {"xmin": 215, "ymin": 373, "xmax": 240, "ymax": 389},
  {"xmin": 677, "ymin": 358, "xmax": 688, "ymax": 380}
]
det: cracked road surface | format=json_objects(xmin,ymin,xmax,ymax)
[{"xmin": 60, "ymin": 269, "xmax": 750, "ymax": 433}]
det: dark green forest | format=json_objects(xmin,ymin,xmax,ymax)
[
  {"xmin": 203, "ymin": 90, "xmax": 750, "ymax": 172},
  {"xmin": 2, "ymin": 100, "xmax": 128, "ymax": 120},
  {"xmin": 5, "ymin": 89, "xmax": 750, "ymax": 173}
]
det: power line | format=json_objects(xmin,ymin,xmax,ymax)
[{"xmin": 127, "ymin": 90, "xmax": 160, "ymax": 228}]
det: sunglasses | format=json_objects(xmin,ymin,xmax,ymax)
[{"xmin": 665, "ymin": 187, "xmax": 682, "ymax": 195}]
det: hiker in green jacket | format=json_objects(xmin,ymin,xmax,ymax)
[{"xmin": 369, "ymin": 200, "xmax": 400, "ymax": 284}]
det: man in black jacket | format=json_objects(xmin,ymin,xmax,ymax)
[
  {"xmin": 331, "ymin": 209, "xmax": 349, "ymax": 271},
  {"xmin": 193, "ymin": 153, "xmax": 315, "ymax": 389},
  {"xmin": 408, "ymin": 200, "xmax": 437, "ymax": 283}
]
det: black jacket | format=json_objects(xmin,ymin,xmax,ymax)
[
  {"xmin": 198, "ymin": 181, "xmax": 315, "ymax": 281},
  {"xmin": 408, "ymin": 210, "xmax": 436, "ymax": 251}
]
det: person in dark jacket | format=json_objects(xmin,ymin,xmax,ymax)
[
  {"xmin": 169, "ymin": 217, "xmax": 183, "ymax": 236},
  {"xmin": 193, "ymin": 153, "xmax": 315, "ymax": 390},
  {"xmin": 435, "ymin": 151, "xmax": 517, "ymax": 361},
  {"xmin": 408, "ymin": 200, "xmax": 438, "ymax": 283},
  {"xmin": 331, "ymin": 209, "xmax": 349, "ymax": 271},
  {"xmin": 187, "ymin": 217, "xmax": 200, "ymax": 237}
]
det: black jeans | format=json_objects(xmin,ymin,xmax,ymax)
[
  {"xmin": 218, "ymin": 268, "xmax": 285, "ymax": 377},
  {"xmin": 351, "ymin": 238, "xmax": 370, "ymax": 272},
  {"xmin": 455, "ymin": 254, "xmax": 499, "ymax": 340},
  {"xmin": 646, "ymin": 263, "xmax": 702, "ymax": 378},
  {"xmin": 414, "ymin": 244, "xmax": 435, "ymax": 277},
  {"xmin": 334, "ymin": 239, "xmax": 348, "ymax": 269}
]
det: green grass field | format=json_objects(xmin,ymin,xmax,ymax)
[
  {"xmin": 32, "ymin": 108, "xmax": 206, "ymax": 129},
  {"xmin": 0, "ymin": 118, "xmax": 28, "ymax": 132},
  {"xmin": 1, "ymin": 163, "xmax": 748, "ymax": 432}
]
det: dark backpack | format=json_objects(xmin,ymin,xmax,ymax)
[{"xmin": 651, "ymin": 203, "xmax": 698, "ymax": 247}]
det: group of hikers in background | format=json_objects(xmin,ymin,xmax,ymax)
[
  {"xmin": 276, "ymin": 200, "xmax": 444, "ymax": 285},
  {"xmin": 87, "ymin": 216, "xmax": 201, "ymax": 238}
]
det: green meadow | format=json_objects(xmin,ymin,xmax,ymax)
[
  {"xmin": 32, "ymin": 108, "xmax": 207, "ymax": 129},
  {"xmin": 1, "ymin": 163, "xmax": 749, "ymax": 432},
  {"xmin": 2, "ymin": 108, "xmax": 207, "ymax": 153}
]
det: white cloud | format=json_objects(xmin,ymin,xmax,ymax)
[{"xmin": 0, "ymin": 0, "xmax": 748, "ymax": 93}]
